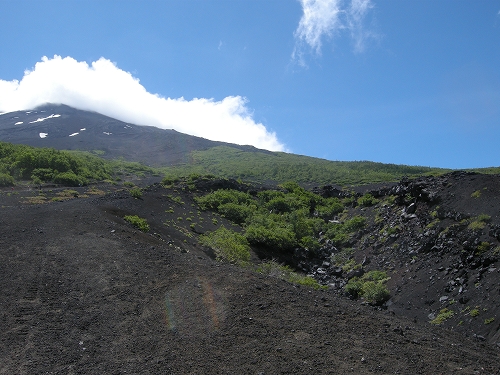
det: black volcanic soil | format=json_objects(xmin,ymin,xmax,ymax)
[{"xmin": 1, "ymin": 179, "xmax": 500, "ymax": 374}]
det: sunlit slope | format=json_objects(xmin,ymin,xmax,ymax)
[{"xmin": 163, "ymin": 146, "xmax": 450, "ymax": 186}]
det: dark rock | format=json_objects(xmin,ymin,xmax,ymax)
[{"xmin": 347, "ymin": 268, "xmax": 365, "ymax": 280}]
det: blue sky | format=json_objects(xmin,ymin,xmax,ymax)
[{"xmin": 1, "ymin": 1, "xmax": 499, "ymax": 169}]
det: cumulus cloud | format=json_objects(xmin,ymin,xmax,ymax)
[
  {"xmin": 0, "ymin": 55, "xmax": 285, "ymax": 151},
  {"xmin": 292, "ymin": 0, "xmax": 375, "ymax": 63}
]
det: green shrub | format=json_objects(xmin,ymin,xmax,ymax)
[
  {"xmin": 476, "ymin": 242, "xmax": 490, "ymax": 255},
  {"xmin": 217, "ymin": 202, "xmax": 253, "ymax": 224},
  {"xmin": 332, "ymin": 247, "xmax": 355, "ymax": 267},
  {"xmin": 161, "ymin": 175, "xmax": 180, "ymax": 186},
  {"xmin": 470, "ymin": 308, "xmax": 480, "ymax": 317},
  {"xmin": 344, "ymin": 270, "xmax": 391, "ymax": 304},
  {"xmin": 343, "ymin": 216, "xmax": 367, "ymax": 232},
  {"xmin": 0, "ymin": 173, "xmax": 15, "ymax": 186},
  {"xmin": 326, "ymin": 216, "xmax": 366, "ymax": 246},
  {"xmin": 31, "ymin": 168, "xmax": 54, "ymax": 181},
  {"xmin": 124, "ymin": 215, "xmax": 150, "ymax": 232},
  {"xmin": 361, "ymin": 281, "xmax": 390, "ymax": 304},
  {"xmin": 357, "ymin": 193, "xmax": 379, "ymax": 207},
  {"xmin": 265, "ymin": 196, "xmax": 291, "ymax": 213},
  {"xmin": 471, "ymin": 190, "xmax": 481, "ymax": 198},
  {"xmin": 256, "ymin": 260, "xmax": 325, "ymax": 290},
  {"xmin": 430, "ymin": 308, "xmax": 454, "ymax": 325},
  {"xmin": 53, "ymin": 171, "xmax": 86, "ymax": 186},
  {"xmin": 130, "ymin": 187, "xmax": 142, "ymax": 199},
  {"xmin": 299, "ymin": 235, "xmax": 321, "ymax": 251},
  {"xmin": 199, "ymin": 226, "xmax": 250, "ymax": 264},
  {"xmin": 362, "ymin": 270, "xmax": 389, "ymax": 283},
  {"xmin": 468, "ymin": 214, "xmax": 491, "ymax": 230},
  {"xmin": 245, "ymin": 222, "xmax": 296, "ymax": 251},
  {"xmin": 315, "ymin": 198, "xmax": 344, "ymax": 220},
  {"xmin": 345, "ymin": 277, "xmax": 364, "ymax": 298},
  {"xmin": 196, "ymin": 189, "xmax": 253, "ymax": 210}
]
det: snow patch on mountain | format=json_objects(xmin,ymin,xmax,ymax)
[{"xmin": 29, "ymin": 114, "xmax": 61, "ymax": 124}]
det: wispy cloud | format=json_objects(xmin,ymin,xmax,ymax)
[
  {"xmin": 292, "ymin": 0, "xmax": 375, "ymax": 64},
  {"xmin": 0, "ymin": 55, "xmax": 285, "ymax": 151},
  {"xmin": 347, "ymin": 0, "xmax": 375, "ymax": 53}
]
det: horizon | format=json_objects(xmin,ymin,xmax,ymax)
[{"xmin": 1, "ymin": 1, "xmax": 499, "ymax": 169}]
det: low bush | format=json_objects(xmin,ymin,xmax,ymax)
[
  {"xmin": 124, "ymin": 215, "xmax": 150, "ymax": 232},
  {"xmin": 430, "ymin": 308, "xmax": 454, "ymax": 325},
  {"xmin": 0, "ymin": 173, "xmax": 15, "ymax": 186},
  {"xmin": 357, "ymin": 193, "xmax": 379, "ymax": 207},
  {"xmin": 53, "ymin": 171, "xmax": 87, "ymax": 186},
  {"xmin": 256, "ymin": 260, "xmax": 325, "ymax": 290},
  {"xmin": 199, "ymin": 226, "xmax": 251, "ymax": 264},
  {"xmin": 326, "ymin": 215, "xmax": 367, "ymax": 246},
  {"xmin": 468, "ymin": 214, "xmax": 491, "ymax": 230},
  {"xmin": 361, "ymin": 281, "xmax": 390, "ymax": 304},
  {"xmin": 245, "ymin": 222, "xmax": 296, "ymax": 251},
  {"xmin": 130, "ymin": 187, "xmax": 142, "ymax": 199},
  {"xmin": 344, "ymin": 270, "xmax": 391, "ymax": 305},
  {"xmin": 196, "ymin": 189, "xmax": 253, "ymax": 210},
  {"xmin": 217, "ymin": 202, "xmax": 253, "ymax": 224},
  {"xmin": 344, "ymin": 277, "xmax": 364, "ymax": 298},
  {"xmin": 471, "ymin": 190, "xmax": 481, "ymax": 198}
]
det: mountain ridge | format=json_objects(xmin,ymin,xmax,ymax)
[{"xmin": 0, "ymin": 103, "xmax": 269, "ymax": 166}]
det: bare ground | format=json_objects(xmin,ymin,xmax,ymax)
[{"xmin": 1, "ymin": 180, "xmax": 500, "ymax": 374}]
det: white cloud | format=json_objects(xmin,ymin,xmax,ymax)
[
  {"xmin": 0, "ymin": 55, "xmax": 286, "ymax": 152},
  {"xmin": 292, "ymin": 0, "xmax": 375, "ymax": 63},
  {"xmin": 347, "ymin": 0, "xmax": 375, "ymax": 53}
]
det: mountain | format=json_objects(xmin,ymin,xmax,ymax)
[
  {"xmin": 1, "ymin": 104, "xmax": 500, "ymax": 373},
  {"xmin": 0, "ymin": 104, "xmax": 448, "ymax": 186},
  {"xmin": 0, "ymin": 103, "xmax": 265, "ymax": 166}
]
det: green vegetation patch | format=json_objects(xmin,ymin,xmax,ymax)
[
  {"xmin": 124, "ymin": 215, "xmax": 150, "ymax": 232},
  {"xmin": 256, "ymin": 260, "xmax": 325, "ymax": 290},
  {"xmin": 430, "ymin": 308, "xmax": 455, "ymax": 325},
  {"xmin": 326, "ymin": 216, "xmax": 366, "ymax": 246},
  {"xmin": 471, "ymin": 190, "xmax": 481, "ymax": 198},
  {"xmin": 344, "ymin": 270, "xmax": 391, "ymax": 305},
  {"xmin": 130, "ymin": 187, "xmax": 143, "ymax": 199},
  {"xmin": 468, "ymin": 214, "xmax": 491, "ymax": 231},
  {"xmin": 162, "ymin": 145, "xmax": 447, "ymax": 185},
  {"xmin": 484, "ymin": 317, "xmax": 495, "ymax": 325},
  {"xmin": 0, "ymin": 142, "xmax": 111, "ymax": 186},
  {"xmin": 357, "ymin": 193, "xmax": 379, "ymax": 207},
  {"xmin": 199, "ymin": 226, "xmax": 251, "ymax": 265}
]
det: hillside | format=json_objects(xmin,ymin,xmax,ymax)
[
  {"xmin": 0, "ymin": 103, "xmax": 260, "ymax": 166},
  {"xmin": 1, "ymin": 172, "xmax": 500, "ymax": 374},
  {"xmin": 0, "ymin": 104, "xmax": 452, "ymax": 186},
  {"xmin": 1, "ymin": 104, "xmax": 500, "ymax": 373}
]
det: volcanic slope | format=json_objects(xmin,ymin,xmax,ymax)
[
  {"xmin": 1, "ymin": 182, "xmax": 499, "ymax": 374},
  {"xmin": 0, "ymin": 103, "xmax": 264, "ymax": 166}
]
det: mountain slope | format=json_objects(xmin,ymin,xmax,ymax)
[
  {"xmin": 1, "ymin": 180, "xmax": 500, "ymax": 374},
  {"xmin": 0, "ymin": 104, "xmax": 449, "ymax": 186},
  {"xmin": 0, "ymin": 103, "xmax": 262, "ymax": 166}
]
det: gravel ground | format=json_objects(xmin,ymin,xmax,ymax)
[{"xmin": 0, "ymin": 182, "xmax": 499, "ymax": 374}]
